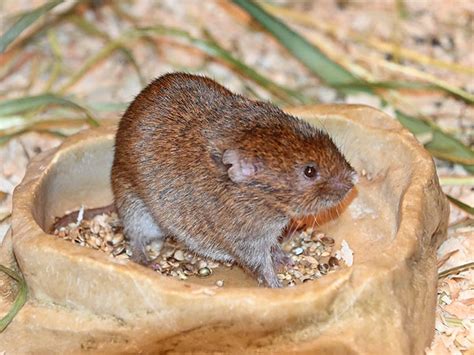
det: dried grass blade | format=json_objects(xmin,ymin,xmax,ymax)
[
  {"xmin": 70, "ymin": 15, "xmax": 146, "ymax": 86},
  {"xmin": 380, "ymin": 61, "xmax": 474, "ymax": 104},
  {"xmin": 437, "ymin": 250, "xmax": 459, "ymax": 268},
  {"xmin": 439, "ymin": 262, "xmax": 474, "ymax": 279}
]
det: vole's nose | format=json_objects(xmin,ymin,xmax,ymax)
[
  {"xmin": 350, "ymin": 171, "xmax": 359, "ymax": 184},
  {"xmin": 331, "ymin": 171, "xmax": 356, "ymax": 195}
]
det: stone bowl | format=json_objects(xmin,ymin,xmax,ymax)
[{"xmin": 7, "ymin": 104, "xmax": 449, "ymax": 353}]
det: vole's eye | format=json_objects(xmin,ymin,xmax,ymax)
[{"xmin": 304, "ymin": 165, "xmax": 317, "ymax": 179}]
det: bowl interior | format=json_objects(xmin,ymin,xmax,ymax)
[{"xmin": 32, "ymin": 113, "xmax": 413, "ymax": 287}]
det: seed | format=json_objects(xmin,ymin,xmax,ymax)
[
  {"xmin": 292, "ymin": 247, "xmax": 304, "ymax": 255},
  {"xmin": 169, "ymin": 261, "xmax": 179, "ymax": 268},
  {"xmin": 53, "ymin": 210, "xmax": 344, "ymax": 287},
  {"xmin": 112, "ymin": 245, "xmax": 125, "ymax": 256},
  {"xmin": 215, "ymin": 280, "xmax": 224, "ymax": 287},
  {"xmin": 328, "ymin": 256, "xmax": 339, "ymax": 267},
  {"xmin": 311, "ymin": 231, "xmax": 324, "ymax": 241},
  {"xmin": 160, "ymin": 261, "xmax": 170, "ymax": 269},
  {"xmin": 87, "ymin": 237, "xmax": 98, "ymax": 248},
  {"xmin": 321, "ymin": 236, "xmax": 334, "ymax": 246},
  {"xmin": 111, "ymin": 233, "xmax": 124, "ymax": 245},
  {"xmin": 318, "ymin": 263, "xmax": 329, "ymax": 275},
  {"xmin": 304, "ymin": 256, "xmax": 318, "ymax": 264},
  {"xmin": 90, "ymin": 224, "xmax": 100, "ymax": 234},
  {"xmin": 293, "ymin": 271, "xmax": 303, "ymax": 278},
  {"xmin": 177, "ymin": 270, "xmax": 188, "ymax": 280},
  {"xmin": 173, "ymin": 250, "xmax": 185, "ymax": 261},
  {"xmin": 198, "ymin": 267, "xmax": 212, "ymax": 277},
  {"xmin": 183, "ymin": 264, "xmax": 195, "ymax": 272},
  {"xmin": 148, "ymin": 252, "xmax": 159, "ymax": 261}
]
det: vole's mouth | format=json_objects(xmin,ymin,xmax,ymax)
[
  {"xmin": 291, "ymin": 199, "xmax": 339, "ymax": 219},
  {"xmin": 314, "ymin": 185, "xmax": 356, "ymax": 215}
]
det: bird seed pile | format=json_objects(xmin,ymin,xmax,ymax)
[{"xmin": 53, "ymin": 212, "xmax": 347, "ymax": 287}]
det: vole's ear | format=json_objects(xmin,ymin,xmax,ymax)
[{"xmin": 222, "ymin": 149, "xmax": 261, "ymax": 183}]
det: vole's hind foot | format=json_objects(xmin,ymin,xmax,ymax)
[
  {"xmin": 233, "ymin": 241, "xmax": 282, "ymax": 288},
  {"xmin": 116, "ymin": 192, "xmax": 165, "ymax": 266},
  {"xmin": 130, "ymin": 244, "xmax": 151, "ymax": 266},
  {"xmin": 258, "ymin": 264, "xmax": 282, "ymax": 288},
  {"xmin": 245, "ymin": 250, "xmax": 282, "ymax": 288},
  {"xmin": 130, "ymin": 238, "xmax": 164, "ymax": 266},
  {"xmin": 271, "ymin": 245, "xmax": 294, "ymax": 271}
]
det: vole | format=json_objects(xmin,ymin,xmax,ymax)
[{"xmin": 109, "ymin": 73, "xmax": 356, "ymax": 288}]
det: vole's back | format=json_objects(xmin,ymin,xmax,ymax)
[{"xmin": 112, "ymin": 73, "xmax": 283, "ymax": 263}]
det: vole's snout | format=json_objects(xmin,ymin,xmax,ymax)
[
  {"xmin": 332, "ymin": 179, "xmax": 353, "ymax": 194},
  {"xmin": 330, "ymin": 169, "xmax": 356, "ymax": 198},
  {"xmin": 350, "ymin": 171, "xmax": 359, "ymax": 185}
]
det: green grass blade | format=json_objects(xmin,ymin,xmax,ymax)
[
  {"xmin": 232, "ymin": 0, "xmax": 358, "ymax": 87},
  {"xmin": 396, "ymin": 110, "xmax": 474, "ymax": 172},
  {"xmin": 69, "ymin": 15, "xmax": 146, "ymax": 86},
  {"xmin": 446, "ymin": 194, "xmax": 474, "ymax": 215},
  {"xmin": 0, "ymin": 94, "xmax": 99, "ymax": 127},
  {"xmin": 0, "ymin": 0, "xmax": 64, "ymax": 53},
  {"xmin": 0, "ymin": 265, "xmax": 28, "ymax": 332}
]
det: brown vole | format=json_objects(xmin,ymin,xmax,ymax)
[{"xmin": 111, "ymin": 73, "xmax": 356, "ymax": 288}]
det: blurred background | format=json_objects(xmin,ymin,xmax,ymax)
[{"xmin": 0, "ymin": 1, "xmax": 472, "ymax": 352}]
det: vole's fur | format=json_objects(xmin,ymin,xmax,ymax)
[{"xmin": 111, "ymin": 73, "xmax": 355, "ymax": 287}]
